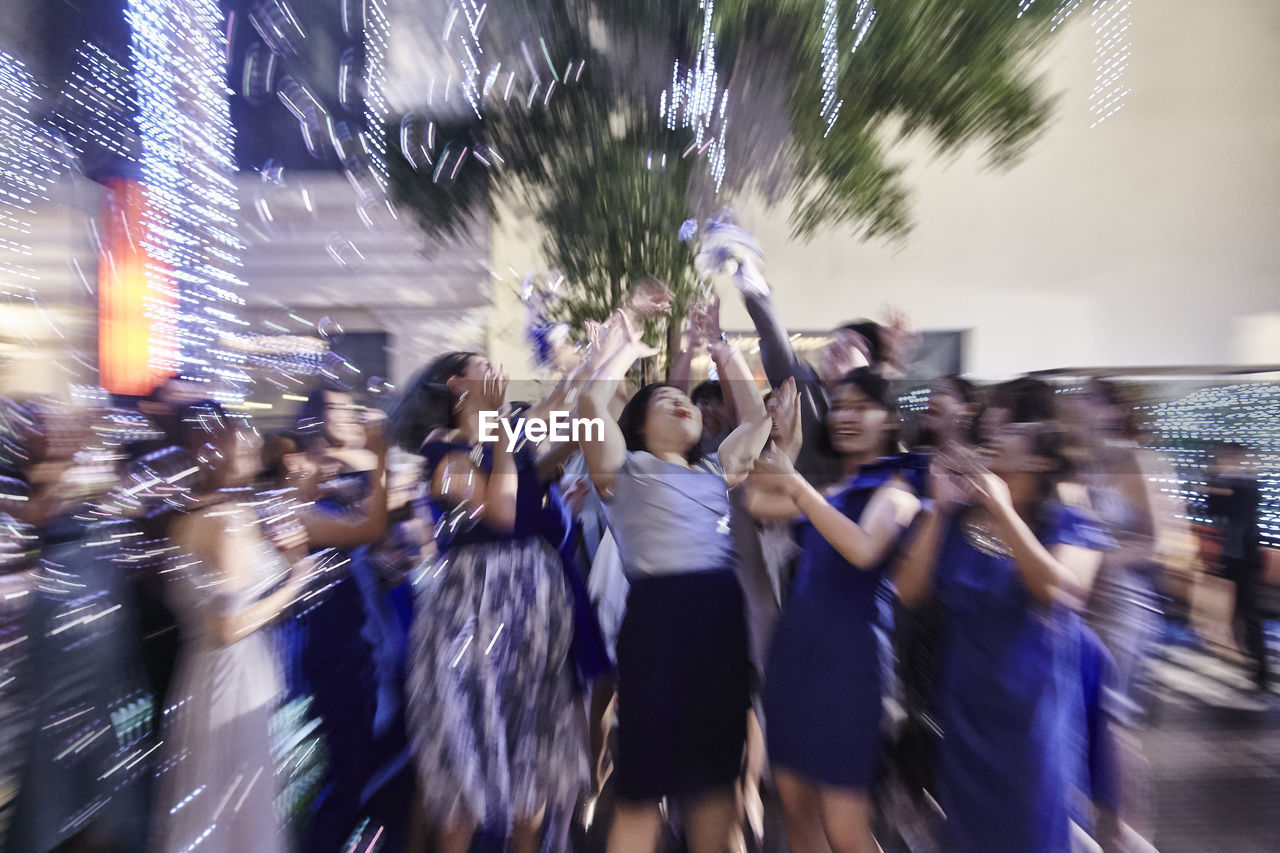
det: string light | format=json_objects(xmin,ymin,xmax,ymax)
[
  {"xmin": 851, "ymin": 1, "xmax": 877, "ymax": 54},
  {"xmin": 127, "ymin": 0, "xmax": 249, "ymax": 401},
  {"xmin": 362, "ymin": 0, "xmax": 391, "ymax": 193},
  {"xmin": 1142, "ymin": 383, "xmax": 1280, "ymax": 548},
  {"xmin": 820, "ymin": 0, "xmax": 842, "ymax": 138},
  {"xmin": 661, "ymin": 0, "xmax": 730, "ymax": 192},
  {"xmin": 1089, "ymin": 0, "xmax": 1132, "ymax": 128},
  {"xmin": 0, "ymin": 54, "xmax": 60, "ymax": 297},
  {"xmin": 51, "ymin": 42, "xmax": 139, "ymax": 164},
  {"xmin": 1051, "ymin": 0, "xmax": 1086, "ymax": 32}
]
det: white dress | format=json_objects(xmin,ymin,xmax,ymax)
[{"xmin": 151, "ymin": 507, "xmax": 288, "ymax": 853}]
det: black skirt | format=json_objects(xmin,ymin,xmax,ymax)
[{"xmin": 613, "ymin": 569, "xmax": 751, "ymax": 801}]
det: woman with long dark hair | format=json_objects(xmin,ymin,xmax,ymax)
[
  {"xmin": 746, "ymin": 368, "xmax": 923, "ymax": 853},
  {"xmin": 577, "ymin": 312, "xmax": 772, "ymax": 853},
  {"xmin": 895, "ymin": 383, "xmax": 1113, "ymax": 853},
  {"xmin": 391, "ymin": 352, "xmax": 586, "ymax": 853}
]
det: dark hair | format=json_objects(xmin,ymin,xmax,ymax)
[
  {"xmin": 913, "ymin": 375, "xmax": 980, "ymax": 450},
  {"xmin": 689, "ymin": 380, "xmax": 723, "ymax": 405},
  {"xmin": 385, "ymin": 351, "xmax": 478, "ymax": 452},
  {"xmin": 839, "ymin": 320, "xmax": 884, "ymax": 366},
  {"xmin": 616, "ymin": 383, "xmax": 704, "ymax": 465},
  {"xmin": 1083, "ymin": 377, "xmax": 1141, "ymax": 438},
  {"xmin": 296, "ymin": 386, "xmax": 331, "ymax": 438},
  {"xmin": 173, "ymin": 400, "xmax": 232, "ymax": 453},
  {"xmin": 1026, "ymin": 420, "xmax": 1076, "ymax": 535},
  {"xmin": 261, "ymin": 431, "xmax": 304, "ymax": 485},
  {"xmin": 822, "ymin": 367, "xmax": 898, "ymax": 458},
  {"xmin": 839, "ymin": 367, "xmax": 894, "ymax": 412},
  {"xmin": 935, "ymin": 374, "xmax": 977, "ymax": 405},
  {"xmin": 987, "ymin": 376, "xmax": 1056, "ymax": 425}
]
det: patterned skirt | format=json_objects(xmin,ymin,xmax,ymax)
[{"xmin": 406, "ymin": 536, "xmax": 587, "ymax": 834}]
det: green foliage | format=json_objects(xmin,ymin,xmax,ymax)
[{"xmin": 387, "ymin": 0, "xmax": 1070, "ymax": 349}]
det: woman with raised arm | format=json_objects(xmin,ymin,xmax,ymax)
[
  {"xmin": 745, "ymin": 368, "xmax": 922, "ymax": 853},
  {"xmin": 389, "ymin": 353, "xmax": 586, "ymax": 853},
  {"xmin": 894, "ymin": 388, "xmax": 1113, "ymax": 853},
  {"xmin": 578, "ymin": 309, "xmax": 771, "ymax": 853}
]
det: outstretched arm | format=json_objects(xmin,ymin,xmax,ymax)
[
  {"xmin": 303, "ymin": 420, "xmax": 390, "ymax": 549},
  {"xmin": 761, "ymin": 451, "xmax": 919, "ymax": 569},
  {"xmin": 711, "ymin": 338, "xmax": 770, "ymax": 486},
  {"xmin": 579, "ymin": 314, "xmax": 658, "ymax": 497}
]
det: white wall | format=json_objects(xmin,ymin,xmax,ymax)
[{"xmin": 488, "ymin": 0, "xmax": 1280, "ymax": 379}]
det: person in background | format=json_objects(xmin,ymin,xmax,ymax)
[
  {"xmin": 695, "ymin": 211, "xmax": 916, "ymax": 487},
  {"xmin": 4, "ymin": 400, "xmax": 153, "ymax": 853},
  {"xmin": 287, "ymin": 387, "xmax": 401, "ymax": 852},
  {"xmin": 689, "ymin": 380, "xmax": 730, "ymax": 457},
  {"xmin": 1206, "ymin": 442, "xmax": 1270, "ymax": 691},
  {"xmin": 895, "ymin": 386, "xmax": 1112, "ymax": 853}
]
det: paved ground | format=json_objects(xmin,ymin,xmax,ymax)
[
  {"xmin": 1140, "ymin": 630, "xmax": 1280, "ymax": 853},
  {"xmin": 552, "ymin": 626, "xmax": 1280, "ymax": 853}
]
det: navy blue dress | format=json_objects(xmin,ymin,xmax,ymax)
[
  {"xmin": 764, "ymin": 457, "xmax": 920, "ymax": 791},
  {"xmin": 933, "ymin": 503, "xmax": 1112, "ymax": 853}
]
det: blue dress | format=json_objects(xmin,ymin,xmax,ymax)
[
  {"xmin": 933, "ymin": 503, "xmax": 1112, "ymax": 853},
  {"xmin": 764, "ymin": 456, "xmax": 921, "ymax": 790}
]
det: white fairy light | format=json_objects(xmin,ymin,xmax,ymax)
[
  {"xmin": 1089, "ymin": 0, "xmax": 1132, "ymax": 128},
  {"xmin": 661, "ymin": 0, "xmax": 731, "ymax": 191},
  {"xmin": 820, "ymin": 0, "xmax": 842, "ymax": 137},
  {"xmin": 362, "ymin": 0, "xmax": 391, "ymax": 191},
  {"xmin": 1143, "ymin": 383, "xmax": 1280, "ymax": 548},
  {"xmin": 851, "ymin": 1, "xmax": 877, "ymax": 53},
  {"xmin": 52, "ymin": 42, "xmax": 138, "ymax": 163},
  {"xmin": 127, "ymin": 0, "xmax": 248, "ymax": 400},
  {"xmin": 0, "ymin": 53, "xmax": 61, "ymax": 293},
  {"xmin": 1051, "ymin": 0, "xmax": 1085, "ymax": 31}
]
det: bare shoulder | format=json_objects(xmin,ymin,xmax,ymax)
[{"xmin": 880, "ymin": 475, "xmax": 922, "ymax": 518}]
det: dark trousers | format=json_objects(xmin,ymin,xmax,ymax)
[{"xmin": 1228, "ymin": 561, "xmax": 1270, "ymax": 687}]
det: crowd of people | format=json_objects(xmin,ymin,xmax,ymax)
[{"xmin": 0, "ymin": 217, "xmax": 1271, "ymax": 853}]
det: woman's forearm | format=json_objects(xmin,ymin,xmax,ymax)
[
  {"xmin": 789, "ymin": 476, "xmax": 881, "ymax": 568},
  {"xmin": 989, "ymin": 503, "xmax": 1073, "ymax": 605},
  {"xmin": 894, "ymin": 506, "xmax": 946, "ymax": 607}
]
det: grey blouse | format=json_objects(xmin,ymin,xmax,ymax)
[{"xmin": 606, "ymin": 450, "xmax": 735, "ymax": 581}]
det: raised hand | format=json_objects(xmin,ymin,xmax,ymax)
[
  {"xmin": 690, "ymin": 292, "xmax": 723, "ymax": 345},
  {"xmin": 626, "ymin": 281, "xmax": 674, "ymax": 320},
  {"xmin": 926, "ymin": 459, "xmax": 969, "ymax": 514},
  {"xmin": 479, "ymin": 365, "xmax": 509, "ymax": 411},
  {"xmin": 882, "ymin": 306, "xmax": 921, "ymax": 370},
  {"xmin": 362, "ymin": 410, "xmax": 388, "ymax": 456},
  {"xmin": 619, "ymin": 309, "xmax": 660, "ymax": 359}
]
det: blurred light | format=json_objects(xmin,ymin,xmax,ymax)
[
  {"xmin": 127, "ymin": 0, "xmax": 249, "ymax": 402},
  {"xmin": 98, "ymin": 178, "xmax": 178, "ymax": 396}
]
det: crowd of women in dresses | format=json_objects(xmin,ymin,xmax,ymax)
[{"xmin": 0, "ymin": 217, "xmax": 1263, "ymax": 853}]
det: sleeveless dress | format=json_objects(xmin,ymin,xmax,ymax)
[
  {"xmin": 406, "ymin": 439, "xmax": 586, "ymax": 837},
  {"xmin": 764, "ymin": 456, "xmax": 920, "ymax": 790},
  {"xmin": 932, "ymin": 503, "xmax": 1112, "ymax": 853},
  {"xmin": 151, "ymin": 507, "xmax": 288, "ymax": 853}
]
